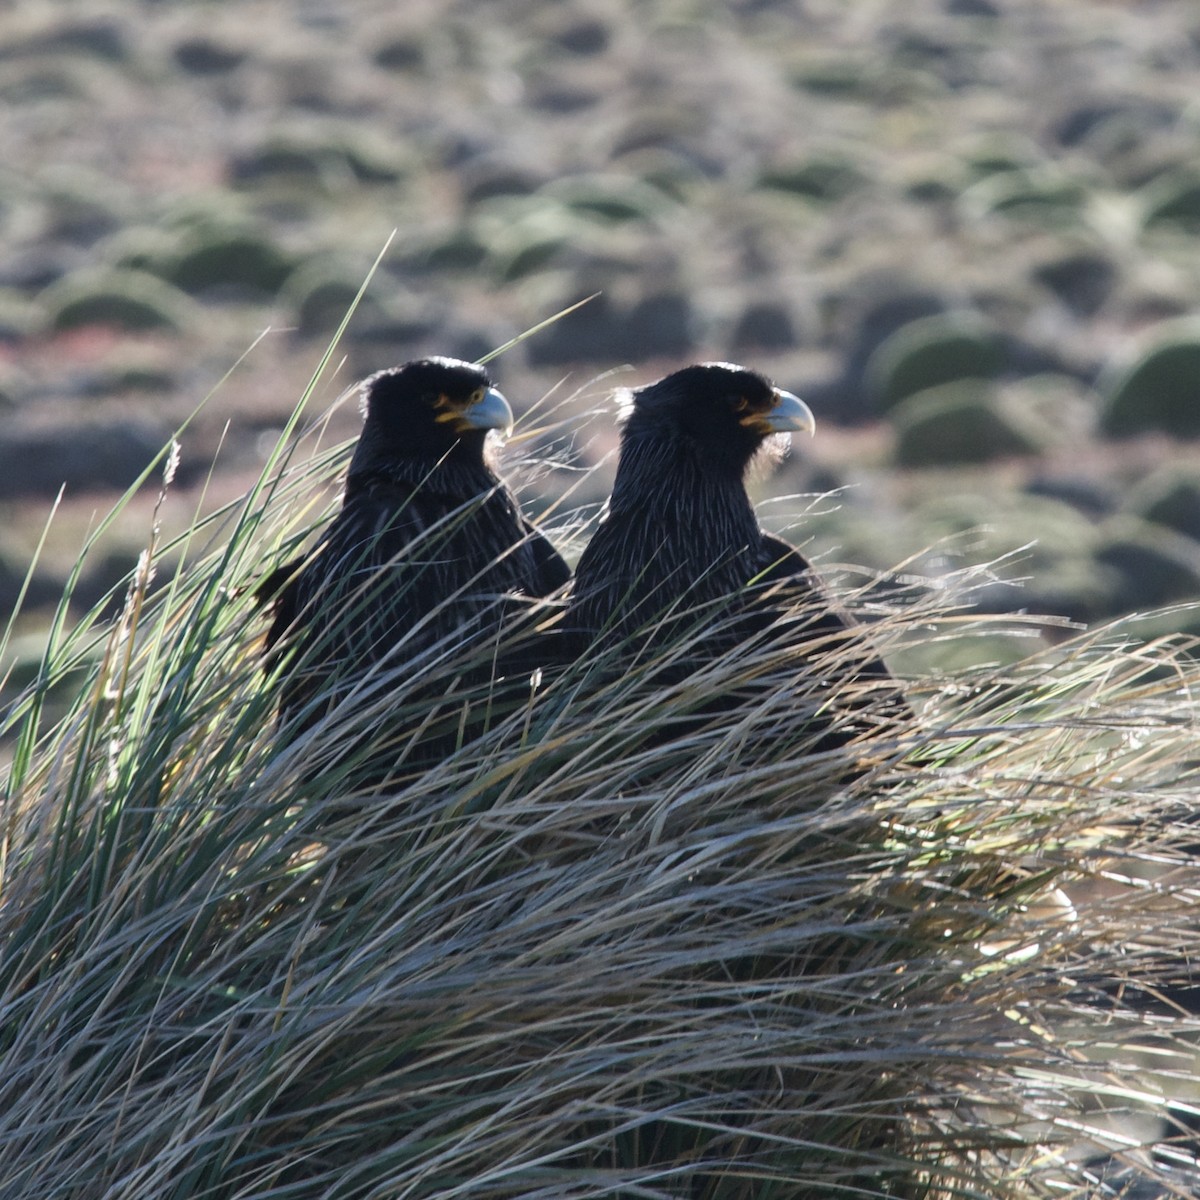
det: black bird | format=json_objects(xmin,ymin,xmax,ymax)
[
  {"xmin": 258, "ymin": 357, "xmax": 570, "ymax": 745},
  {"xmin": 567, "ymin": 361, "xmax": 908, "ymax": 753}
]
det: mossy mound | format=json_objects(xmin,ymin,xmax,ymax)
[
  {"xmin": 470, "ymin": 197, "xmax": 587, "ymax": 282},
  {"xmin": 891, "ymin": 381, "xmax": 1054, "ymax": 467},
  {"xmin": 280, "ymin": 260, "xmax": 390, "ymax": 337},
  {"xmin": 404, "ymin": 227, "xmax": 490, "ymax": 274},
  {"xmin": 904, "ymin": 488, "xmax": 1114, "ymax": 622},
  {"xmin": 40, "ymin": 166, "xmax": 129, "ymax": 245},
  {"xmin": 867, "ymin": 313, "xmax": 1003, "ymax": 413},
  {"xmin": 729, "ymin": 299, "xmax": 801, "ymax": 353},
  {"xmin": 103, "ymin": 226, "xmax": 184, "ymax": 276},
  {"xmin": 542, "ymin": 174, "xmax": 675, "ymax": 225},
  {"xmin": 1100, "ymin": 321, "xmax": 1200, "ymax": 439},
  {"xmin": 41, "ymin": 269, "xmax": 193, "ymax": 334},
  {"xmin": 171, "ymin": 36, "xmax": 248, "ymax": 76},
  {"xmin": 960, "ymin": 132, "xmax": 1046, "ymax": 179},
  {"xmin": 5, "ymin": 16, "xmax": 130, "ymax": 64},
  {"xmin": 758, "ymin": 152, "xmax": 872, "ymax": 203},
  {"xmin": 371, "ymin": 34, "xmax": 425, "ymax": 72},
  {"xmin": 787, "ymin": 54, "xmax": 875, "ymax": 98},
  {"xmin": 88, "ymin": 353, "xmax": 178, "ymax": 396},
  {"xmin": 525, "ymin": 288, "xmax": 697, "ymax": 366},
  {"xmin": 1095, "ymin": 516, "xmax": 1200, "ymax": 611},
  {"xmin": 0, "ymin": 289, "xmax": 38, "ymax": 342},
  {"xmin": 1030, "ymin": 247, "xmax": 1117, "ymax": 316},
  {"xmin": 229, "ymin": 131, "xmax": 408, "ymax": 191},
  {"xmin": 163, "ymin": 228, "xmax": 296, "ymax": 298},
  {"xmin": 1139, "ymin": 167, "xmax": 1200, "ymax": 235},
  {"xmin": 1124, "ymin": 464, "xmax": 1200, "ymax": 542},
  {"xmin": 959, "ymin": 166, "xmax": 1089, "ymax": 225},
  {"xmin": 0, "ymin": 416, "xmax": 171, "ymax": 498}
]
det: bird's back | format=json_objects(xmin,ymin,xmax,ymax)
[
  {"xmin": 262, "ymin": 470, "xmax": 568, "ymax": 728},
  {"xmin": 568, "ymin": 483, "xmax": 909, "ymax": 757}
]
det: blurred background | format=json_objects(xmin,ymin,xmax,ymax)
[{"xmin": 4, "ymin": 0, "xmax": 1200, "ymax": 667}]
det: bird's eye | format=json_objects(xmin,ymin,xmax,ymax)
[
  {"xmin": 733, "ymin": 397, "xmax": 749, "ymax": 412},
  {"xmin": 467, "ymin": 387, "xmax": 485, "ymax": 405}
]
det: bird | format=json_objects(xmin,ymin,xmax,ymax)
[
  {"xmin": 257, "ymin": 357, "xmax": 570, "ymax": 763},
  {"xmin": 559, "ymin": 363, "xmax": 912, "ymax": 1192},
  {"xmin": 566, "ymin": 360, "xmax": 909, "ymax": 756}
]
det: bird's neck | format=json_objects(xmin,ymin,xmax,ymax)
[{"xmin": 608, "ymin": 434, "xmax": 760, "ymax": 553}]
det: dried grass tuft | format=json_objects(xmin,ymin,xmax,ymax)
[{"xmin": 2, "ymin": 353, "xmax": 1199, "ymax": 1200}]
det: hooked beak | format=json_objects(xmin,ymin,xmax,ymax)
[
  {"xmin": 459, "ymin": 386, "xmax": 515, "ymax": 437},
  {"xmin": 767, "ymin": 389, "xmax": 816, "ymax": 436},
  {"xmin": 768, "ymin": 388, "xmax": 816, "ymax": 436},
  {"xmin": 741, "ymin": 389, "xmax": 817, "ymax": 437}
]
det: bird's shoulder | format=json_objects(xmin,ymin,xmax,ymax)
[
  {"xmin": 754, "ymin": 532, "xmax": 821, "ymax": 588},
  {"xmin": 256, "ymin": 558, "xmax": 303, "ymax": 656},
  {"xmin": 257, "ymin": 484, "xmax": 432, "ymax": 621},
  {"xmin": 747, "ymin": 530, "xmax": 867, "ymax": 640}
]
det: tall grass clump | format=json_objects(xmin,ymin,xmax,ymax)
[{"xmin": 2, "ymin": 348, "xmax": 1200, "ymax": 1198}]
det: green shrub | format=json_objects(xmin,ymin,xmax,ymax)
[
  {"xmin": 867, "ymin": 312, "xmax": 1003, "ymax": 412},
  {"xmin": 159, "ymin": 193, "xmax": 251, "ymax": 238},
  {"xmin": 891, "ymin": 380, "xmax": 1053, "ymax": 466},
  {"xmin": 729, "ymin": 298, "xmax": 800, "ymax": 352},
  {"xmin": 1100, "ymin": 320, "xmax": 1200, "ymax": 438},
  {"xmin": 338, "ymin": 135, "xmax": 409, "ymax": 185},
  {"xmin": 41, "ymin": 269, "xmax": 194, "ymax": 333}
]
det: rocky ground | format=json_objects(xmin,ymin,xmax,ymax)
[{"xmin": 3, "ymin": 0, "xmax": 1200, "ymax": 674}]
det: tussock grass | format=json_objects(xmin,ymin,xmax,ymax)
[{"xmin": 2, "ymin": 357, "xmax": 1200, "ymax": 1199}]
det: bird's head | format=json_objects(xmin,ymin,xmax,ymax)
[
  {"xmin": 619, "ymin": 361, "xmax": 815, "ymax": 476},
  {"xmin": 351, "ymin": 357, "xmax": 514, "ymax": 472}
]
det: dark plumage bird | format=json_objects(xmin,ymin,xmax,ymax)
[
  {"xmin": 258, "ymin": 357, "xmax": 570, "ymax": 744},
  {"xmin": 567, "ymin": 361, "xmax": 909, "ymax": 753}
]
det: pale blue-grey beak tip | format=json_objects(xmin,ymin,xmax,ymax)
[
  {"xmin": 767, "ymin": 389, "xmax": 816, "ymax": 437},
  {"xmin": 462, "ymin": 386, "xmax": 515, "ymax": 436}
]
